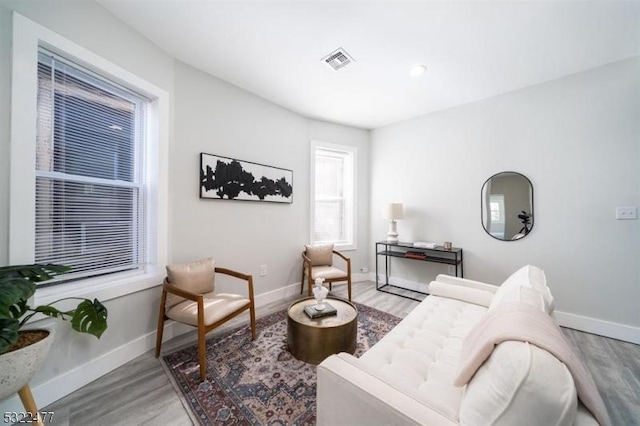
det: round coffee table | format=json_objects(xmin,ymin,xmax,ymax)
[{"xmin": 287, "ymin": 297, "xmax": 358, "ymax": 365}]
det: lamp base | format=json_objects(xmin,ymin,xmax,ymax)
[{"xmin": 387, "ymin": 220, "xmax": 399, "ymax": 244}]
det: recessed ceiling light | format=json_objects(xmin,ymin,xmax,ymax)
[{"xmin": 410, "ymin": 65, "xmax": 427, "ymax": 77}]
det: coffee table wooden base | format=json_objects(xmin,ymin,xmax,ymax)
[{"xmin": 287, "ymin": 297, "xmax": 358, "ymax": 365}]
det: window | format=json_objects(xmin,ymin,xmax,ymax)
[
  {"xmin": 310, "ymin": 141, "xmax": 356, "ymax": 249},
  {"xmin": 489, "ymin": 194, "xmax": 505, "ymax": 239},
  {"xmin": 10, "ymin": 13, "xmax": 168, "ymax": 303},
  {"xmin": 34, "ymin": 50, "xmax": 147, "ymax": 283}
]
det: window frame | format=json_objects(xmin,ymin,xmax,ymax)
[
  {"xmin": 10, "ymin": 13, "xmax": 169, "ymax": 305},
  {"xmin": 309, "ymin": 140, "xmax": 357, "ymax": 251}
]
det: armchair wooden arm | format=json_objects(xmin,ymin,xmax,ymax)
[
  {"xmin": 163, "ymin": 279, "xmax": 202, "ymax": 302},
  {"xmin": 214, "ymin": 267, "xmax": 255, "ymax": 301},
  {"xmin": 333, "ymin": 250, "xmax": 351, "ymax": 263}
]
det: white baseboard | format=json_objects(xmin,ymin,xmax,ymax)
[
  {"xmin": 378, "ymin": 274, "xmax": 640, "ymax": 345},
  {"xmin": 6, "ymin": 277, "xmax": 635, "ymax": 414},
  {"xmin": 0, "ymin": 281, "xmax": 303, "ymax": 414},
  {"xmin": 0, "ymin": 319, "xmax": 193, "ymax": 414},
  {"xmin": 555, "ymin": 311, "xmax": 640, "ymax": 345}
]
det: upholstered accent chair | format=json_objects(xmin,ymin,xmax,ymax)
[
  {"xmin": 155, "ymin": 257, "xmax": 256, "ymax": 381},
  {"xmin": 301, "ymin": 244, "xmax": 352, "ymax": 301}
]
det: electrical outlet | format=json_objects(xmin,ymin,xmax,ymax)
[
  {"xmin": 447, "ymin": 266, "xmax": 455, "ymax": 275},
  {"xmin": 616, "ymin": 206, "xmax": 637, "ymax": 220},
  {"xmin": 260, "ymin": 264, "xmax": 268, "ymax": 276}
]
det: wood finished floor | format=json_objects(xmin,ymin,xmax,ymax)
[{"xmin": 41, "ymin": 281, "xmax": 640, "ymax": 426}]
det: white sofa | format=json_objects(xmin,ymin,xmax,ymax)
[{"xmin": 317, "ymin": 266, "xmax": 601, "ymax": 426}]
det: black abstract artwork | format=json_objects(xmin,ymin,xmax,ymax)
[{"xmin": 200, "ymin": 153, "xmax": 293, "ymax": 203}]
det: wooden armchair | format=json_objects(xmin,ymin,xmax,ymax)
[
  {"xmin": 155, "ymin": 257, "xmax": 256, "ymax": 381},
  {"xmin": 301, "ymin": 244, "xmax": 352, "ymax": 301}
]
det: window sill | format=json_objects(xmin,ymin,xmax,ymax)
[
  {"xmin": 33, "ymin": 266, "xmax": 164, "ymax": 306},
  {"xmin": 334, "ymin": 243, "xmax": 357, "ymax": 251}
]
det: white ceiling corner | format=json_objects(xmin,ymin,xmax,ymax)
[{"xmin": 98, "ymin": 0, "xmax": 640, "ymax": 129}]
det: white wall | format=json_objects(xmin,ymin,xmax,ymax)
[
  {"xmin": 0, "ymin": 0, "xmax": 176, "ymax": 413},
  {"xmin": 371, "ymin": 57, "xmax": 640, "ymax": 334},
  {"xmin": 0, "ymin": 1, "xmax": 370, "ymax": 412},
  {"xmin": 171, "ymin": 62, "xmax": 370, "ymax": 296},
  {"xmin": 0, "ymin": 6, "xmax": 10, "ymax": 267}
]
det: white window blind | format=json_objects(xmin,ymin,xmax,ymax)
[
  {"xmin": 313, "ymin": 146, "xmax": 355, "ymax": 247},
  {"xmin": 35, "ymin": 50, "xmax": 147, "ymax": 283}
]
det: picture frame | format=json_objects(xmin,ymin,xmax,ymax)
[{"xmin": 200, "ymin": 152, "xmax": 293, "ymax": 203}]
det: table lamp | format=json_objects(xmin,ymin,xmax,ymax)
[{"xmin": 383, "ymin": 203, "xmax": 404, "ymax": 243}]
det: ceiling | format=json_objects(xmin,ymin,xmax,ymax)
[{"xmin": 99, "ymin": 1, "xmax": 640, "ymax": 129}]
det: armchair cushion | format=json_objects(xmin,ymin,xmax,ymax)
[
  {"xmin": 305, "ymin": 244, "xmax": 334, "ymax": 266},
  {"xmin": 166, "ymin": 292, "xmax": 251, "ymax": 327},
  {"xmin": 165, "ymin": 257, "xmax": 216, "ymax": 310},
  {"xmin": 311, "ymin": 265, "xmax": 347, "ymax": 281}
]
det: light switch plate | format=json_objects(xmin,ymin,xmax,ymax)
[{"xmin": 616, "ymin": 207, "xmax": 637, "ymax": 220}]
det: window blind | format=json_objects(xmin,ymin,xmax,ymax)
[
  {"xmin": 35, "ymin": 50, "xmax": 147, "ymax": 283},
  {"xmin": 314, "ymin": 147, "xmax": 352, "ymax": 244}
]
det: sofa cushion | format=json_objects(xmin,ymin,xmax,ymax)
[
  {"xmin": 489, "ymin": 265, "xmax": 554, "ymax": 313},
  {"xmin": 490, "ymin": 285, "xmax": 548, "ymax": 313},
  {"xmin": 429, "ymin": 281, "xmax": 495, "ymax": 307},
  {"xmin": 305, "ymin": 244, "xmax": 333, "ymax": 266},
  {"xmin": 359, "ymin": 295, "xmax": 488, "ymax": 423},
  {"xmin": 460, "ymin": 341, "xmax": 577, "ymax": 426}
]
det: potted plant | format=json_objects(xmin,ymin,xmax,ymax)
[{"xmin": 0, "ymin": 264, "xmax": 108, "ymax": 413}]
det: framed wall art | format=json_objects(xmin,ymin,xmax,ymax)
[{"xmin": 200, "ymin": 153, "xmax": 293, "ymax": 203}]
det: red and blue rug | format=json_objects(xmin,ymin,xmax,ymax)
[{"xmin": 161, "ymin": 302, "xmax": 400, "ymax": 425}]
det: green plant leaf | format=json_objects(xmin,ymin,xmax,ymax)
[
  {"xmin": 32, "ymin": 304, "xmax": 71, "ymax": 319},
  {"xmin": 0, "ymin": 264, "xmax": 70, "ymax": 283},
  {"xmin": 70, "ymin": 299, "xmax": 108, "ymax": 339},
  {"xmin": 0, "ymin": 277, "xmax": 35, "ymax": 318},
  {"xmin": 0, "ymin": 318, "xmax": 20, "ymax": 354},
  {"xmin": 9, "ymin": 299, "xmax": 29, "ymax": 319}
]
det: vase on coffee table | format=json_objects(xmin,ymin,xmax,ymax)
[{"xmin": 312, "ymin": 278, "xmax": 329, "ymax": 310}]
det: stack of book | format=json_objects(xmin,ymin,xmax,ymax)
[
  {"xmin": 404, "ymin": 251, "xmax": 427, "ymax": 260},
  {"xmin": 304, "ymin": 302, "xmax": 338, "ymax": 319}
]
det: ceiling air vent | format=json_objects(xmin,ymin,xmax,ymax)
[{"xmin": 322, "ymin": 48, "xmax": 354, "ymax": 71}]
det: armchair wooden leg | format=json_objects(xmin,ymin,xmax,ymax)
[
  {"xmin": 308, "ymin": 275, "xmax": 314, "ymax": 297},
  {"xmin": 155, "ymin": 289, "xmax": 168, "ymax": 358},
  {"xmin": 300, "ymin": 266, "xmax": 305, "ymax": 295},
  {"xmin": 18, "ymin": 385, "xmax": 43, "ymax": 426},
  {"xmin": 348, "ymin": 276, "xmax": 352, "ymax": 301},
  {"xmin": 198, "ymin": 327, "xmax": 207, "ymax": 381},
  {"xmin": 249, "ymin": 304, "xmax": 256, "ymax": 340}
]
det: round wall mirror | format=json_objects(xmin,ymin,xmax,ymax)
[{"xmin": 481, "ymin": 172, "xmax": 534, "ymax": 241}]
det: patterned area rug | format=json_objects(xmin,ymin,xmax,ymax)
[{"xmin": 161, "ymin": 302, "xmax": 401, "ymax": 425}]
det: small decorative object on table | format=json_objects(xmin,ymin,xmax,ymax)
[
  {"xmin": 312, "ymin": 277, "xmax": 329, "ymax": 310},
  {"xmin": 404, "ymin": 251, "xmax": 427, "ymax": 260},
  {"xmin": 443, "ymin": 241, "xmax": 453, "ymax": 250},
  {"xmin": 304, "ymin": 302, "xmax": 338, "ymax": 319},
  {"xmin": 413, "ymin": 241, "xmax": 437, "ymax": 249}
]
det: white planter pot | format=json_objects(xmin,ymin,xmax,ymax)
[{"xmin": 0, "ymin": 329, "xmax": 54, "ymax": 402}]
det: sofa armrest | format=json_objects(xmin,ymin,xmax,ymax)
[
  {"xmin": 429, "ymin": 280, "xmax": 495, "ymax": 307},
  {"xmin": 435, "ymin": 274, "xmax": 499, "ymax": 293},
  {"xmin": 317, "ymin": 354, "xmax": 457, "ymax": 426}
]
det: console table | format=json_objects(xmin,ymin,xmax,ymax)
[{"xmin": 375, "ymin": 241, "xmax": 464, "ymax": 301}]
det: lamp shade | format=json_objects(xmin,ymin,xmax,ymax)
[{"xmin": 383, "ymin": 203, "xmax": 404, "ymax": 220}]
